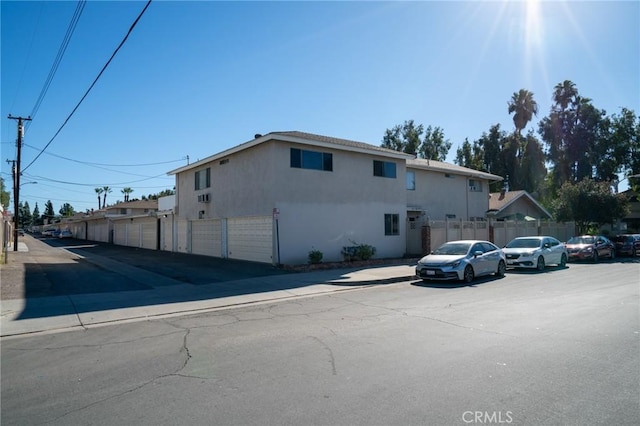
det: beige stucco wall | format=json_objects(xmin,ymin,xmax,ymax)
[
  {"xmin": 275, "ymin": 201, "xmax": 406, "ymax": 264},
  {"xmin": 176, "ymin": 141, "xmax": 277, "ymax": 220},
  {"xmin": 407, "ymin": 168, "xmax": 491, "ymax": 220},
  {"xmin": 176, "ymin": 140, "xmax": 408, "ymax": 218},
  {"xmin": 174, "ymin": 139, "xmax": 409, "ymax": 263}
]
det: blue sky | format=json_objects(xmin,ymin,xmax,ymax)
[{"xmin": 2, "ymin": 0, "xmax": 639, "ymax": 214}]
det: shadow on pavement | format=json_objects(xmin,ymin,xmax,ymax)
[{"xmin": 8, "ymin": 237, "xmax": 413, "ymax": 321}]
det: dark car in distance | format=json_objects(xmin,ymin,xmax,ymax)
[
  {"xmin": 565, "ymin": 235, "xmax": 615, "ymax": 262},
  {"xmin": 612, "ymin": 234, "xmax": 640, "ymax": 257}
]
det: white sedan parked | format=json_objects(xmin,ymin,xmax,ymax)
[
  {"xmin": 416, "ymin": 240, "xmax": 507, "ymax": 283},
  {"xmin": 502, "ymin": 236, "xmax": 568, "ymax": 271}
]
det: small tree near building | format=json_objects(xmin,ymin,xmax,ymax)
[{"xmin": 553, "ymin": 179, "xmax": 629, "ymax": 234}]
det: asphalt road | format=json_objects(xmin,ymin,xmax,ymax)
[
  {"xmin": 1, "ymin": 235, "xmax": 291, "ymax": 300},
  {"xmin": 2, "ymin": 255, "xmax": 638, "ymax": 425}
]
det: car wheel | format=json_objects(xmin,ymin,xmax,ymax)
[
  {"xmin": 560, "ymin": 253, "xmax": 567, "ymax": 267},
  {"xmin": 536, "ymin": 256, "xmax": 545, "ymax": 271},
  {"xmin": 495, "ymin": 260, "xmax": 506, "ymax": 277},
  {"xmin": 593, "ymin": 251, "xmax": 599, "ymax": 263},
  {"xmin": 463, "ymin": 265, "xmax": 474, "ymax": 283}
]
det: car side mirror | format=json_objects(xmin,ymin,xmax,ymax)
[{"xmin": 473, "ymin": 250, "xmax": 483, "ymax": 257}]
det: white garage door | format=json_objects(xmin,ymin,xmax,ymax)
[
  {"xmin": 191, "ymin": 219, "xmax": 222, "ymax": 257},
  {"xmin": 140, "ymin": 218, "xmax": 157, "ymax": 249},
  {"xmin": 227, "ymin": 216, "xmax": 272, "ymax": 263},
  {"xmin": 114, "ymin": 222, "xmax": 127, "ymax": 246}
]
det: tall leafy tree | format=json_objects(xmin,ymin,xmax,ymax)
[
  {"xmin": 508, "ymin": 89, "xmax": 539, "ymax": 137},
  {"xmin": 418, "ymin": 125, "xmax": 451, "ymax": 161},
  {"xmin": 518, "ymin": 131, "xmax": 547, "ymax": 195},
  {"xmin": 43, "ymin": 200, "xmax": 55, "ymax": 224},
  {"xmin": 59, "ymin": 203, "xmax": 75, "ymax": 217},
  {"xmin": 454, "ymin": 138, "xmax": 483, "ymax": 171},
  {"xmin": 32, "ymin": 203, "xmax": 42, "ymax": 226},
  {"xmin": 593, "ymin": 108, "xmax": 640, "ymax": 191},
  {"xmin": 381, "ymin": 120, "xmax": 423, "ymax": 155},
  {"xmin": 102, "ymin": 186, "xmax": 112, "ymax": 208},
  {"xmin": 18, "ymin": 201, "xmax": 32, "ymax": 228},
  {"xmin": 95, "ymin": 187, "xmax": 104, "ymax": 209},
  {"xmin": 0, "ymin": 177, "xmax": 10, "ymax": 209},
  {"xmin": 553, "ymin": 178, "xmax": 629, "ymax": 233},
  {"xmin": 121, "ymin": 187, "xmax": 134, "ymax": 202},
  {"xmin": 538, "ymin": 80, "xmax": 605, "ymax": 189}
]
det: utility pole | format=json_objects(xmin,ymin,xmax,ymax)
[{"xmin": 8, "ymin": 115, "xmax": 32, "ymax": 251}]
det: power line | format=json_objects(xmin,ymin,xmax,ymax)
[
  {"xmin": 23, "ymin": 172, "xmax": 171, "ymax": 187},
  {"xmin": 27, "ymin": 1, "xmax": 86, "ymax": 124},
  {"xmin": 22, "ymin": 0, "xmax": 153, "ymax": 173},
  {"xmin": 22, "ymin": 143, "xmax": 187, "ymax": 167}
]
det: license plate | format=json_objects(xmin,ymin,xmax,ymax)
[
  {"xmin": 426, "ymin": 270, "xmax": 436, "ymax": 275},
  {"xmin": 507, "ymin": 260, "xmax": 514, "ymax": 265}
]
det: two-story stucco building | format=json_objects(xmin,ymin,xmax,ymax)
[{"xmin": 167, "ymin": 131, "xmax": 503, "ymax": 265}]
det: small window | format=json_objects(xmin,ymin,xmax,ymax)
[
  {"xmin": 384, "ymin": 214, "xmax": 399, "ymax": 235},
  {"xmin": 406, "ymin": 170, "xmax": 415, "ymax": 190},
  {"xmin": 374, "ymin": 160, "xmax": 396, "ymax": 178},
  {"xmin": 469, "ymin": 179, "xmax": 482, "ymax": 192},
  {"xmin": 290, "ymin": 148, "xmax": 333, "ymax": 171},
  {"xmin": 119, "ymin": 208, "xmax": 127, "ymax": 214},
  {"xmin": 219, "ymin": 159, "xmax": 229, "ymax": 165},
  {"xmin": 195, "ymin": 168, "xmax": 211, "ymax": 190}
]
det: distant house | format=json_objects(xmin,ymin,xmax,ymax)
[
  {"xmin": 487, "ymin": 190, "xmax": 552, "ymax": 221},
  {"xmin": 65, "ymin": 199, "xmax": 159, "ymax": 245},
  {"xmin": 104, "ymin": 199, "xmax": 158, "ymax": 217}
]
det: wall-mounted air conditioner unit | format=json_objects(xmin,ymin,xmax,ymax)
[{"xmin": 197, "ymin": 193, "xmax": 211, "ymax": 203}]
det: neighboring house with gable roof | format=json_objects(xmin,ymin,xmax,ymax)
[
  {"xmin": 167, "ymin": 131, "xmax": 503, "ymax": 264},
  {"xmin": 487, "ymin": 190, "xmax": 552, "ymax": 221}
]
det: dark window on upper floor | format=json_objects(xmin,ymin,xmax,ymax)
[
  {"xmin": 195, "ymin": 167, "xmax": 211, "ymax": 190},
  {"xmin": 373, "ymin": 160, "xmax": 396, "ymax": 178},
  {"xmin": 290, "ymin": 148, "xmax": 333, "ymax": 171}
]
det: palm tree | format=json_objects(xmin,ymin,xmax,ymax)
[
  {"xmin": 552, "ymin": 80, "xmax": 578, "ymax": 111},
  {"xmin": 508, "ymin": 89, "xmax": 539, "ymax": 136},
  {"xmin": 121, "ymin": 187, "xmax": 134, "ymax": 202},
  {"xmin": 102, "ymin": 186, "xmax": 112, "ymax": 208},
  {"xmin": 95, "ymin": 187, "xmax": 104, "ymax": 209}
]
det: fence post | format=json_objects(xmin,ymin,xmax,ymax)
[{"xmin": 421, "ymin": 223, "xmax": 431, "ymax": 255}]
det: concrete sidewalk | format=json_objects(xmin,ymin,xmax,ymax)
[{"xmin": 1, "ymin": 242, "xmax": 417, "ymax": 338}]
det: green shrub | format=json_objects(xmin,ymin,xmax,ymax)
[
  {"xmin": 341, "ymin": 242, "xmax": 376, "ymax": 261},
  {"xmin": 308, "ymin": 248, "xmax": 323, "ymax": 264}
]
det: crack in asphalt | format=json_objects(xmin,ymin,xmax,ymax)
[
  {"xmin": 307, "ymin": 335, "xmax": 337, "ymax": 375},
  {"xmin": 330, "ymin": 293, "xmax": 518, "ymax": 337}
]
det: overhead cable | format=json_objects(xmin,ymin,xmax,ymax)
[
  {"xmin": 22, "ymin": 0, "xmax": 153, "ymax": 173},
  {"xmin": 27, "ymin": 1, "xmax": 86, "ymax": 125}
]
